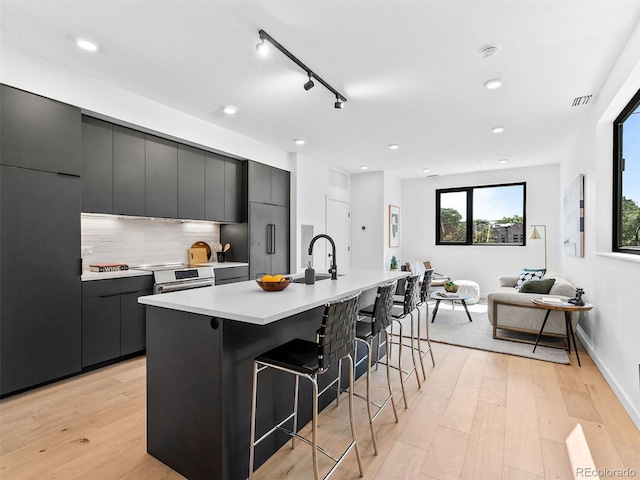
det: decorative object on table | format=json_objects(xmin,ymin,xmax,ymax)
[
  {"xmin": 255, "ymin": 273, "xmax": 292, "ymax": 291},
  {"xmin": 213, "ymin": 243, "xmax": 230, "ymax": 262},
  {"xmin": 563, "ymin": 173, "xmax": 585, "ymax": 257},
  {"xmin": 389, "ymin": 205, "xmax": 400, "ymax": 247},
  {"xmin": 514, "ymin": 268, "xmax": 546, "ymax": 290},
  {"xmin": 389, "ymin": 255, "xmax": 398, "ymax": 270},
  {"xmin": 304, "ymin": 262, "xmax": 315, "ymax": 285},
  {"xmin": 568, "ymin": 287, "xmax": 585, "ymax": 306},
  {"xmin": 89, "ymin": 263, "xmax": 128, "ymax": 273},
  {"xmin": 528, "ymin": 225, "xmax": 547, "ymax": 270},
  {"xmin": 188, "ymin": 247, "xmax": 208, "ymax": 265},
  {"xmin": 190, "ymin": 241, "xmax": 211, "ymax": 260},
  {"xmin": 443, "ymin": 280, "xmax": 458, "ymax": 293}
]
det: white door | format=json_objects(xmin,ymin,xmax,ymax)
[{"xmin": 326, "ymin": 197, "xmax": 351, "ymax": 272}]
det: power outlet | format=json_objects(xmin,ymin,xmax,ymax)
[{"xmin": 81, "ymin": 246, "xmax": 93, "ymax": 256}]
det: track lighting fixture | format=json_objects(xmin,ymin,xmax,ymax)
[
  {"xmin": 303, "ymin": 73, "xmax": 315, "ymax": 91},
  {"xmin": 258, "ymin": 29, "xmax": 347, "ymax": 109},
  {"xmin": 256, "ymin": 39, "xmax": 268, "ymax": 55}
]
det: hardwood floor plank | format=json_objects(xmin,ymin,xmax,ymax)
[
  {"xmin": 373, "ymin": 441, "xmax": 428, "ymax": 480},
  {"xmin": 502, "ymin": 465, "xmax": 544, "ymax": 480},
  {"xmin": 535, "ymin": 397, "xmax": 578, "ymax": 443},
  {"xmin": 400, "ymin": 393, "xmax": 449, "ymax": 452},
  {"xmin": 540, "ymin": 438, "xmax": 573, "ymax": 480},
  {"xmin": 460, "ymin": 400, "xmax": 506, "ymax": 480},
  {"xmin": 530, "ymin": 360, "xmax": 563, "ymax": 402},
  {"xmin": 420, "ymin": 426, "xmax": 469, "ymax": 480},
  {"xmin": 561, "ymin": 388, "xmax": 603, "ymax": 424},
  {"xmin": 478, "ymin": 376, "xmax": 507, "ymax": 407},
  {"xmin": 439, "ymin": 384, "xmax": 480, "ymax": 434}
]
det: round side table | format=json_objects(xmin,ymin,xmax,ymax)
[{"xmin": 530, "ymin": 299, "xmax": 593, "ymax": 366}]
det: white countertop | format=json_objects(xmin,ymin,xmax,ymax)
[
  {"xmin": 81, "ymin": 262, "xmax": 249, "ymax": 281},
  {"xmin": 138, "ymin": 269, "xmax": 408, "ymax": 325}
]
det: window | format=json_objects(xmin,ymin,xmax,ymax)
[
  {"xmin": 436, "ymin": 182, "xmax": 526, "ymax": 245},
  {"xmin": 613, "ymin": 88, "xmax": 640, "ymax": 255}
]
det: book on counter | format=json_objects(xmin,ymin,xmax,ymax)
[{"xmin": 89, "ymin": 263, "xmax": 129, "ymax": 273}]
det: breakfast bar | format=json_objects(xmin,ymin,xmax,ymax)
[{"xmin": 139, "ymin": 269, "xmax": 407, "ymax": 480}]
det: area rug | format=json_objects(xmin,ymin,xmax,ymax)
[{"xmin": 400, "ymin": 301, "xmax": 570, "ymax": 364}]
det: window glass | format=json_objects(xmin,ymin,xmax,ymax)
[{"xmin": 436, "ymin": 182, "xmax": 526, "ymax": 245}]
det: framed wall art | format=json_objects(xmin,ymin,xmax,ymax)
[{"xmin": 389, "ymin": 205, "xmax": 400, "ymax": 248}]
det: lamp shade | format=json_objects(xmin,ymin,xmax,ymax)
[{"xmin": 528, "ymin": 226, "xmax": 541, "ymax": 240}]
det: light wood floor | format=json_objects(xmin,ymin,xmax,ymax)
[{"xmin": 1, "ymin": 325, "xmax": 638, "ymax": 479}]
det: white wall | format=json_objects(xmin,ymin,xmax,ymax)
[
  {"xmin": 559, "ymin": 18, "xmax": 640, "ymax": 428},
  {"xmin": 384, "ymin": 173, "xmax": 403, "ymax": 270},
  {"xmin": 401, "ymin": 164, "xmax": 561, "ymax": 297},
  {"xmin": 291, "ymin": 153, "xmax": 351, "ymax": 274}
]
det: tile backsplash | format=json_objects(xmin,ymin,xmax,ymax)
[{"xmin": 81, "ymin": 215, "xmax": 220, "ymax": 270}]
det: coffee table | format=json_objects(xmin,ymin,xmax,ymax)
[
  {"xmin": 431, "ymin": 292, "xmax": 472, "ymax": 323},
  {"xmin": 531, "ymin": 298, "xmax": 593, "ymax": 367}
]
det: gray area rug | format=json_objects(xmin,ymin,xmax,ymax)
[{"xmin": 399, "ymin": 301, "xmax": 570, "ymax": 364}]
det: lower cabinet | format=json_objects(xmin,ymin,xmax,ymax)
[
  {"xmin": 214, "ymin": 266, "xmax": 249, "ymax": 285},
  {"xmin": 82, "ymin": 276, "xmax": 152, "ymax": 368}
]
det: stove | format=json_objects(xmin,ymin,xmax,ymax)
[{"xmin": 134, "ymin": 264, "xmax": 215, "ymax": 294}]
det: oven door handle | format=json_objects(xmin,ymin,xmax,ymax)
[{"xmin": 156, "ymin": 279, "xmax": 216, "ymax": 294}]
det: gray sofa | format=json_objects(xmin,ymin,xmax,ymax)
[{"xmin": 487, "ymin": 271, "xmax": 577, "ymax": 344}]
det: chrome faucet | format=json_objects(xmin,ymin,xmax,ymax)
[{"xmin": 308, "ymin": 234, "xmax": 338, "ymax": 280}]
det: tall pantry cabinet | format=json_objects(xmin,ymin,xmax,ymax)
[{"xmin": 0, "ymin": 85, "xmax": 82, "ymax": 396}]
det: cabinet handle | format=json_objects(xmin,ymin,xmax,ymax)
[
  {"xmin": 271, "ymin": 224, "xmax": 276, "ymax": 254},
  {"xmin": 267, "ymin": 224, "xmax": 275, "ymax": 254}
]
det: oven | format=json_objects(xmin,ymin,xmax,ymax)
[{"xmin": 135, "ymin": 264, "xmax": 216, "ymax": 294}]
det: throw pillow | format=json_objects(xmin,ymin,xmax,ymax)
[
  {"xmin": 514, "ymin": 268, "xmax": 546, "ymax": 291},
  {"xmin": 519, "ymin": 278, "xmax": 556, "ymax": 294}
]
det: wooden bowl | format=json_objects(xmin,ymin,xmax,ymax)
[{"xmin": 256, "ymin": 275, "xmax": 292, "ymax": 292}]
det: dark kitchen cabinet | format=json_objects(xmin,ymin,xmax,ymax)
[
  {"xmin": 225, "ymin": 158, "xmax": 243, "ymax": 222},
  {"xmin": 205, "ymin": 152, "xmax": 225, "ymax": 221},
  {"xmin": 247, "ymin": 160, "xmax": 289, "ymax": 207},
  {"xmin": 0, "ymin": 165, "xmax": 82, "ymax": 396},
  {"xmin": 178, "ymin": 144, "xmax": 205, "ymax": 220},
  {"xmin": 82, "ymin": 116, "xmax": 114, "ymax": 213},
  {"xmin": 146, "ymin": 135, "xmax": 178, "ymax": 218},
  {"xmin": 81, "ymin": 276, "xmax": 152, "ymax": 368},
  {"xmin": 0, "ymin": 84, "xmax": 81, "ymax": 176},
  {"xmin": 249, "ymin": 202, "xmax": 289, "ymax": 278},
  {"xmin": 213, "ymin": 265, "xmax": 249, "ymax": 285},
  {"xmin": 113, "ymin": 125, "xmax": 145, "ymax": 216}
]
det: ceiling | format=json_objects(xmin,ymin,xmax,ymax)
[{"xmin": 2, "ymin": 1, "xmax": 640, "ymax": 179}]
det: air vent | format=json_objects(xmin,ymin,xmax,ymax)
[
  {"xmin": 427, "ymin": 174, "xmax": 439, "ymax": 178},
  {"xmin": 572, "ymin": 95, "xmax": 593, "ymax": 107}
]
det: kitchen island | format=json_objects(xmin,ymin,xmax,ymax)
[{"xmin": 139, "ymin": 269, "xmax": 407, "ymax": 480}]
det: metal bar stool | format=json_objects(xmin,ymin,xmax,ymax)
[
  {"xmin": 352, "ymin": 280, "xmax": 399, "ymax": 455},
  {"xmin": 248, "ymin": 292, "xmax": 364, "ymax": 480},
  {"xmin": 415, "ymin": 269, "xmax": 436, "ymax": 370},
  {"xmin": 390, "ymin": 273, "xmax": 422, "ymax": 406}
]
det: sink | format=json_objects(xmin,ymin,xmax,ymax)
[{"xmin": 291, "ymin": 273, "xmax": 343, "ymax": 283}]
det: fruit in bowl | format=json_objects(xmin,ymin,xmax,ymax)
[
  {"xmin": 444, "ymin": 281, "xmax": 459, "ymax": 293},
  {"xmin": 256, "ymin": 273, "xmax": 292, "ymax": 291}
]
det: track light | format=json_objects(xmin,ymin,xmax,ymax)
[
  {"xmin": 256, "ymin": 39, "xmax": 268, "ymax": 55},
  {"xmin": 257, "ymin": 29, "xmax": 347, "ymax": 109},
  {"xmin": 304, "ymin": 73, "xmax": 315, "ymax": 91}
]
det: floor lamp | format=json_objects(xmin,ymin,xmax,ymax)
[{"xmin": 528, "ymin": 225, "xmax": 547, "ymax": 270}]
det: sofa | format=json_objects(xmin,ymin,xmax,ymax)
[{"xmin": 487, "ymin": 271, "xmax": 577, "ymax": 345}]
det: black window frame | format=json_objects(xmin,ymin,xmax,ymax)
[
  {"xmin": 435, "ymin": 182, "xmax": 527, "ymax": 246},
  {"xmin": 613, "ymin": 87, "xmax": 640, "ymax": 256}
]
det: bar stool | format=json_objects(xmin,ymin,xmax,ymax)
[
  {"xmin": 390, "ymin": 274, "xmax": 422, "ymax": 406},
  {"xmin": 415, "ymin": 269, "xmax": 436, "ymax": 369},
  {"xmin": 353, "ymin": 280, "xmax": 398, "ymax": 455},
  {"xmin": 248, "ymin": 292, "xmax": 364, "ymax": 480}
]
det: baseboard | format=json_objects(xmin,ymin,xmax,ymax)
[{"xmin": 576, "ymin": 326, "xmax": 640, "ymax": 430}]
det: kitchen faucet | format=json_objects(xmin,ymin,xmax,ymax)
[{"xmin": 308, "ymin": 234, "xmax": 338, "ymax": 280}]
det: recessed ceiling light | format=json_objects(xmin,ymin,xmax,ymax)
[
  {"xmin": 484, "ymin": 79, "xmax": 502, "ymax": 90},
  {"xmin": 360, "ymin": 165, "xmax": 369, "ymax": 170},
  {"xmin": 422, "ymin": 168, "xmax": 430, "ymax": 173},
  {"xmin": 294, "ymin": 139, "xmax": 305, "ymax": 145},
  {"xmin": 389, "ymin": 144, "xmax": 399, "ymax": 150},
  {"xmin": 499, "ymin": 158, "xmax": 508, "ymax": 164},
  {"xmin": 492, "ymin": 126, "xmax": 505, "ymax": 133},
  {"xmin": 76, "ymin": 38, "xmax": 98, "ymax": 52},
  {"xmin": 223, "ymin": 106, "xmax": 237, "ymax": 115}
]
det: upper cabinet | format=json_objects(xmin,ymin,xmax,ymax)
[
  {"xmin": 1, "ymin": 84, "xmax": 81, "ymax": 176},
  {"xmin": 178, "ymin": 145, "xmax": 206, "ymax": 220},
  {"xmin": 248, "ymin": 160, "xmax": 290, "ymax": 207},
  {"xmin": 145, "ymin": 135, "xmax": 178, "ymax": 219},
  {"xmin": 81, "ymin": 115, "xmax": 244, "ymax": 222}
]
